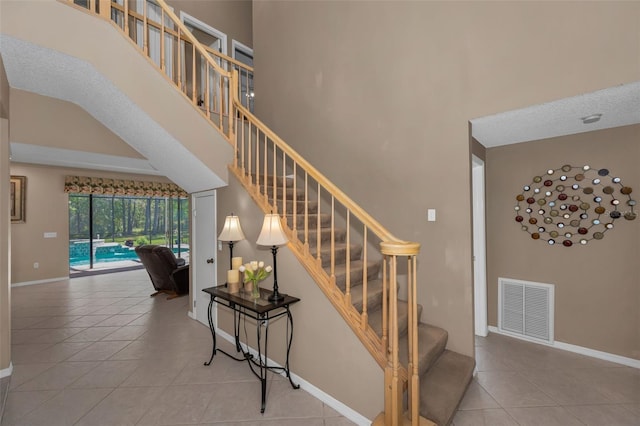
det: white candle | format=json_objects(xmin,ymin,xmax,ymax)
[
  {"xmin": 231, "ymin": 257, "xmax": 243, "ymax": 270},
  {"xmin": 227, "ymin": 269, "xmax": 239, "ymax": 284}
]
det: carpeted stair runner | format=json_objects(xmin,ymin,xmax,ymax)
[{"xmin": 263, "ymin": 175, "xmax": 475, "ymax": 425}]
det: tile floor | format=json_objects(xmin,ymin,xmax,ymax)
[
  {"xmin": 3, "ymin": 270, "xmax": 354, "ymax": 426},
  {"xmin": 452, "ymin": 333, "xmax": 640, "ymax": 425},
  {"xmin": 3, "ymin": 269, "xmax": 639, "ymax": 425}
]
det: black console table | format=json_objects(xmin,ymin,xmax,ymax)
[{"xmin": 202, "ymin": 285, "xmax": 301, "ymax": 413}]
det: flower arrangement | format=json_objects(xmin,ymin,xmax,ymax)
[{"xmin": 239, "ymin": 261, "xmax": 272, "ymax": 298}]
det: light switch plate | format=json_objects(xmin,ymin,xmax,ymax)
[
  {"xmin": 427, "ymin": 209, "xmax": 436, "ymax": 222},
  {"xmin": 44, "ymin": 232, "xmax": 57, "ymax": 238}
]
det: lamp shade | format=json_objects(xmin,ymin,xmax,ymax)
[
  {"xmin": 256, "ymin": 213, "xmax": 288, "ymax": 246},
  {"xmin": 218, "ymin": 215, "xmax": 245, "ymax": 242}
]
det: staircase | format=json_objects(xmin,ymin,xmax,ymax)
[
  {"xmin": 51, "ymin": 1, "xmax": 474, "ymax": 424},
  {"xmin": 254, "ymin": 175, "xmax": 475, "ymax": 425}
]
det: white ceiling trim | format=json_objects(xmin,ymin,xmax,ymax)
[
  {"xmin": 471, "ymin": 81, "xmax": 640, "ymax": 148},
  {"xmin": 10, "ymin": 142, "xmax": 162, "ymax": 175}
]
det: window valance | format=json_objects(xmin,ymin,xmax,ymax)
[{"xmin": 64, "ymin": 176, "xmax": 188, "ymax": 198}]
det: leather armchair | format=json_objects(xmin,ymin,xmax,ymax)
[{"xmin": 135, "ymin": 245, "xmax": 189, "ymax": 299}]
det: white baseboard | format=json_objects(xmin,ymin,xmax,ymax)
[
  {"xmin": 488, "ymin": 326, "xmax": 640, "ymax": 369},
  {"xmin": 216, "ymin": 329, "xmax": 372, "ymax": 426},
  {"xmin": 187, "ymin": 310, "xmax": 196, "ymax": 320},
  {"xmin": 0, "ymin": 362, "xmax": 13, "ymax": 379},
  {"xmin": 11, "ymin": 276, "xmax": 69, "ymax": 287}
]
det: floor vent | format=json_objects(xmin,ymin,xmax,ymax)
[{"xmin": 498, "ymin": 278, "xmax": 554, "ymax": 344}]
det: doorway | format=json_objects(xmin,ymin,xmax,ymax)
[
  {"xmin": 232, "ymin": 40, "xmax": 254, "ymax": 112},
  {"xmin": 472, "ymin": 155, "xmax": 488, "ymax": 337},
  {"xmin": 192, "ymin": 190, "xmax": 217, "ymax": 326},
  {"xmin": 180, "ymin": 12, "xmax": 227, "ymax": 111}
]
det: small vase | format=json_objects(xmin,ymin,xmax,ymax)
[{"xmin": 251, "ymin": 280, "xmax": 260, "ymax": 299}]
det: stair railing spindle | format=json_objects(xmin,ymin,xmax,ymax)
[
  {"xmin": 316, "ymin": 182, "xmax": 321, "ymax": 266},
  {"xmin": 159, "ymin": 9, "xmax": 165, "ymax": 72},
  {"xmin": 247, "ymin": 121, "xmax": 253, "ymax": 182},
  {"xmin": 304, "ymin": 172, "xmax": 309, "ymax": 251},
  {"xmin": 360, "ymin": 225, "xmax": 368, "ymax": 329},
  {"xmin": 344, "ymin": 210, "xmax": 351, "ymax": 306},
  {"xmin": 292, "ymin": 163, "xmax": 297, "ymax": 236},
  {"xmin": 282, "ymin": 151, "xmax": 287, "ymax": 217},
  {"xmin": 330, "ymin": 196, "xmax": 335, "ymax": 283},
  {"xmin": 191, "ymin": 44, "xmax": 196, "ymax": 104},
  {"xmin": 205, "ymin": 64, "xmax": 211, "ymax": 119},
  {"xmin": 142, "ymin": 0, "xmax": 148, "ymax": 55},
  {"xmin": 263, "ymin": 133, "xmax": 268, "ymax": 202},
  {"xmin": 255, "ymin": 129, "xmax": 260, "ymax": 189},
  {"xmin": 272, "ymin": 142, "xmax": 277, "ymax": 213},
  {"xmin": 409, "ymin": 255, "xmax": 419, "ymax": 426}
]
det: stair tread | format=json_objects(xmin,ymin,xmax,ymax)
[
  {"xmin": 420, "ymin": 349, "xmax": 475, "ymax": 426},
  {"xmin": 329, "ymin": 260, "xmax": 381, "ymax": 290},
  {"xmin": 311, "ymin": 242, "xmax": 362, "ymax": 267},
  {"xmin": 399, "ymin": 323, "xmax": 448, "ymax": 378},
  {"xmin": 367, "ymin": 299, "xmax": 422, "ymax": 339},
  {"xmin": 349, "ymin": 279, "xmax": 384, "ymax": 313}
]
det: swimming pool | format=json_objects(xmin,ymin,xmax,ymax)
[{"xmin": 69, "ymin": 243, "xmax": 187, "ymax": 267}]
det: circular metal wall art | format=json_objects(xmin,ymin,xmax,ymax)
[{"xmin": 514, "ymin": 165, "xmax": 636, "ymax": 246}]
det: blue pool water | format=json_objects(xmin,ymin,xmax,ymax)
[{"xmin": 69, "ymin": 243, "xmax": 187, "ymax": 267}]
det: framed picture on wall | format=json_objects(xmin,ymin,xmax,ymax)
[{"xmin": 10, "ymin": 175, "xmax": 26, "ymax": 223}]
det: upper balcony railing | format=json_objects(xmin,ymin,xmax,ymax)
[{"xmin": 68, "ymin": 0, "xmax": 253, "ymax": 139}]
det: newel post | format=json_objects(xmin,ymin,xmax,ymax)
[
  {"xmin": 229, "ymin": 69, "xmax": 239, "ymax": 167},
  {"xmin": 379, "ymin": 241, "xmax": 421, "ymax": 426}
]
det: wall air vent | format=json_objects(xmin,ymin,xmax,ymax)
[{"xmin": 498, "ymin": 278, "xmax": 554, "ymax": 344}]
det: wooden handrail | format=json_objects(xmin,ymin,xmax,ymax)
[{"xmin": 230, "ymin": 97, "xmax": 401, "ymax": 245}]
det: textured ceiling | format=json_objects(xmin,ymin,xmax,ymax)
[
  {"xmin": 471, "ymin": 81, "xmax": 640, "ymax": 147},
  {"xmin": 0, "ymin": 35, "xmax": 225, "ymax": 193}
]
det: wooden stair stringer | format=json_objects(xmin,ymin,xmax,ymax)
[{"xmin": 231, "ymin": 165, "xmax": 388, "ymax": 369}]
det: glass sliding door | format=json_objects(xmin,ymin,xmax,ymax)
[{"xmin": 68, "ymin": 194, "xmax": 189, "ymax": 273}]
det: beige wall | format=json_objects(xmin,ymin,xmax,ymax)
[
  {"xmin": 216, "ymin": 175, "xmax": 383, "ymax": 419},
  {"xmin": 0, "ymin": 55, "xmax": 8, "ymax": 119},
  {"xmin": 486, "ymin": 125, "xmax": 640, "ymax": 360},
  {"xmin": 166, "ymin": 0, "xmax": 252, "ymax": 53},
  {"xmin": 0, "ymin": 55, "xmax": 11, "ymax": 371},
  {"xmin": 1, "ymin": 118, "xmax": 10, "ymax": 371},
  {"xmin": 252, "ymin": 1, "xmax": 640, "ymax": 357},
  {"xmin": 9, "ymin": 163, "xmax": 173, "ymax": 284},
  {"xmin": 10, "ymin": 90, "xmax": 142, "ymax": 157}
]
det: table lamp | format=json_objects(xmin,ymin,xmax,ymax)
[
  {"xmin": 256, "ymin": 213, "xmax": 288, "ymax": 302},
  {"xmin": 218, "ymin": 214, "xmax": 245, "ymax": 269}
]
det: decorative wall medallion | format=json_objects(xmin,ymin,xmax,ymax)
[{"xmin": 514, "ymin": 165, "xmax": 636, "ymax": 246}]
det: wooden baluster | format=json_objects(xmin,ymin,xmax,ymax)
[
  {"xmin": 316, "ymin": 183, "xmax": 321, "ymax": 266},
  {"xmin": 409, "ymin": 254, "xmax": 419, "ymax": 425},
  {"xmin": 142, "ymin": 0, "xmax": 149, "ymax": 55},
  {"xmin": 304, "ymin": 172, "xmax": 309, "ymax": 253},
  {"xmin": 124, "ymin": 0, "xmax": 129, "ymax": 36},
  {"xmin": 177, "ymin": 29, "xmax": 182, "ymax": 91},
  {"xmin": 381, "ymin": 255, "xmax": 388, "ymax": 353},
  {"xmin": 282, "ymin": 151, "xmax": 287, "ymax": 218},
  {"xmin": 345, "ymin": 210, "xmax": 351, "ymax": 305},
  {"xmin": 205, "ymin": 64, "xmax": 211, "ymax": 119},
  {"xmin": 159, "ymin": 9, "xmax": 165, "ymax": 72},
  {"xmin": 247, "ymin": 121, "xmax": 253, "ymax": 183},
  {"xmin": 263, "ymin": 133, "xmax": 268, "ymax": 202},
  {"xmin": 228, "ymin": 70, "xmax": 237, "ymax": 143},
  {"xmin": 98, "ymin": 0, "xmax": 110, "ymax": 19},
  {"xmin": 292, "ymin": 163, "xmax": 297, "ymax": 240},
  {"xmin": 191, "ymin": 44, "xmax": 197, "ymax": 104},
  {"xmin": 240, "ymin": 110, "xmax": 245, "ymax": 174},
  {"xmin": 272, "ymin": 142, "xmax": 277, "ymax": 213},
  {"xmin": 361, "ymin": 225, "xmax": 368, "ymax": 329},
  {"xmin": 218, "ymin": 71, "xmax": 224, "ymax": 128},
  {"xmin": 330, "ymin": 196, "xmax": 335, "ymax": 283},
  {"xmin": 255, "ymin": 129, "xmax": 260, "ymax": 190}
]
